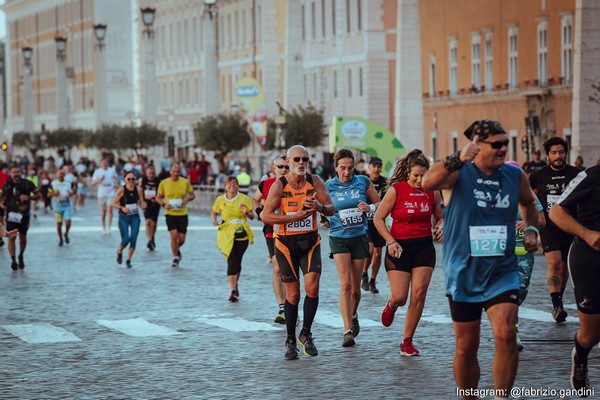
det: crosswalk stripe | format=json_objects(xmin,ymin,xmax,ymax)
[
  {"xmin": 2, "ymin": 323, "xmax": 82, "ymax": 343},
  {"xmin": 518, "ymin": 306, "xmax": 579, "ymax": 323},
  {"xmin": 197, "ymin": 316, "xmax": 282, "ymax": 332},
  {"xmin": 97, "ymin": 318, "xmax": 182, "ymax": 337},
  {"xmin": 314, "ymin": 310, "xmax": 380, "ymax": 328}
]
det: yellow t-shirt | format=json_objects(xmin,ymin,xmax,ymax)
[
  {"xmin": 212, "ymin": 193, "xmax": 253, "ymax": 223},
  {"xmin": 157, "ymin": 177, "xmax": 194, "ymax": 216}
]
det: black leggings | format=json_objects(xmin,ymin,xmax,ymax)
[{"xmin": 227, "ymin": 239, "xmax": 249, "ymax": 276}]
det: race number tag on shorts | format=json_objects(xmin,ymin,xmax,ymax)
[
  {"xmin": 546, "ymin": 194, "xmax": 560, "ymax": 212},
  {"xmin": 339, "ymin": 208, "xmax": 364, "ymax": 228},
  {"xmin": 125, "ymin": 203, "xmax": 138, "ymax": 215},
  {"xmin": 144, "ymin": 189, "xmax": 156, "ymax": 200},
  {"xmin": 228, "ymin": 218, "xmax": 243, "ymax": 225},
  {"xmin": 285, "ymin": 212, "xmax": 314, "ymax": 233},
  {"xmin": 366, "ymin": 210, "xmax": 375, "ymax": 220},
  {"xmin": 168, "ymin": 199, "xmax": 183, "ymax": 209},
  {"xmin": 7, "ymin": 212, "xmax": 23, "ymax": 223},
  {"xmin": 469, "ymin": 225, "xmax": 507, "ymax": 257},
  {"xmin": 58, "ymin": 198, "xmax": 70, "ymax": 207}
]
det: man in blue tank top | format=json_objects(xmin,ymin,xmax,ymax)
[{"xmin": 423, "ymin": 120, "xmax": 540, "ymax": 399}]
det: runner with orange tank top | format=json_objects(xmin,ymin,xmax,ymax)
[{"xmin": 261, "ymin": 145, "xmax": 335, "ymax": 360}]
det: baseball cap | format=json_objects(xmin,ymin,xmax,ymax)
[{"xmin": 369, "ymin": 157, "xmax": 383, "ymax": 165}]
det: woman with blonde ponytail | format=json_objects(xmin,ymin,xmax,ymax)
[{"xmin": 373, "ymin": 149, "xmax": 444, "ymax": 356}]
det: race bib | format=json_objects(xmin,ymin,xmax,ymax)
[
  {"xmin": 125, "ymin": 203, "xmax": 138, "ymax": 215},
  {"xmin": 546, "ymin": 194, "xmax": 560, "ymax": 212},
  {"xmin": 339, "ymin": 208, "xmax": 364, "ymax": 228},
  {"xmin": 285, "ymin": 212, "xmax": 314, "ymax": 233},
  {"xmin": 102, "ymin": 180, "xmax": 112, "ymax": 187},
  {"xmin": 469, "ymin": 225, "xmax": 507, "ymax": 257},
  {"xmin": 144, "ymin": 189, "xmax": 156, "ymax": 200},
  {"xmin": 42, "ymin": 179, "xmax": 50, "ymax": 185},
  {"xmin": 168, "ymin": 199, "xmax": 183, "ymax": 209},
  {"xmin": 58, "ymin": 198, "xmax": 70, "ymax": 207},
  {"xmin": 7, "ymin": 212, "xmax": 23, "ymax": 223}
]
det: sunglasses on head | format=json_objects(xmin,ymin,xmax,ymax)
[
  {"xmin": 275, "ymin": 165, "xmax": 290, "ymax": 169},
  {"xmin": 292, "ymin": 156, "xmax": 310, "ymax": 163},
  {"xmin": 481, "ymin": 139, "xmax": 509, "ymax": 149}
]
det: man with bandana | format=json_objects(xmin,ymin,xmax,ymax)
[
  {"xmin": 423, "ymin": 120, "xmax": 540, "ymax": 399},
  {"xmin": 529, "ymin": 137, "xmax": 579, "ymax": 323}
]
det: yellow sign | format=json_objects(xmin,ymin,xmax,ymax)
[{"xmin": 234, "ymin": 78, "xmax": 267, "ymax": 148}]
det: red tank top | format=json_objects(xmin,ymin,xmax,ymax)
[{"xmin": 390, "ymin": 180, "xmax": 435, "ymax": 240}]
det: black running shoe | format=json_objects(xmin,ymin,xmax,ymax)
[
  {"xmin": 552, "ymin": 306, "xmax": 568, "ymax": 324},
  {"xmin": 59, "ymin": 239, "xmax": 64, "ymax": 247},
  {"xmin": 64, "ymin": 233, "xmax": 69, "ymax": 244},
  {"xmin": 369, "ymin": 280, "xmax": 379, "ymax": 294},
  {"xmin": 116, "ymin": 251, "xmax": 123, "ymax": 265},
  {"xmin": 0, "ymin": 238, "xmax": 4, "ymax": 247},
  {"xmin": 571, "ymin": 347, "xmax": 590, "ymax": 393},
  {"xmin": 342, "ymin": 331, "xmax": 355, "ymax": 347},
  {"xmin": 274, "ymin": 310, "xmax": 286, "ymax": 324},
  {"xmin": 361, "ymin": 274, "xmax": 369, "ymax": 291},
  {"xmin": 126, "ymin": 260, "xmax": 132, "ymax": 268},
  {"xmin": 177, "ymin": 250, "xmax": 182, "ymax": 261},
  {"xmin": 171, "ymin": 258, "xmax": 179, "ymax": 268},
  {"xmin": 284, "ymin": 338, "xmax": 299, "ymax": 360},
  {"xmin": 18, "ymin": 255, "xmax": 25, "ymax": 270},
  {"xmin": 298, "ymin": 331, "xmax": 318, "ymax": 357},
  {"xmin": 351, "ymin": 315, "xmax": 360, "ymax": 337},
  {"xmin": 10, "ymin": 260, "xmax": 18, "ymax": 271},
  {"xmin": 147, "ymin": 241, "xmax": 153, "ymax": 250}
]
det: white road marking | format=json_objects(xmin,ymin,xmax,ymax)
[
  {"xmin": 420, "ymin": 314, "xmax": 454, "ymax": 324},
  {"xmin": 97, "ymin": 318, "xmax": 182, "ymax": 337},
  {"xmin": 314, "ymin": 310, "xmax": 380, "ymax": 328},
  {"xmin": 2, "ymin": 323, "xmax": 82, "ymax": 343},
  {"xmin": 518, "ymin": 305, "xmax": 579, "ymax": 323},
  {"xmin": 28, "ymin": 225, "xmax": 219, "ymax": 234},
  {"xmin": 197, "ymin": 317, "xmax": 282, "ymax": 332}
]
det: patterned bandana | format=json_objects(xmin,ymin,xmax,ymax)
[{"xmin": 463, "ymin": 120, "xmax": 506, "ymax": 140}]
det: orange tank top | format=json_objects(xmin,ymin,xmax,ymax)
[{"xmin": 276, "ymin": 174, "xmax": 318, "ymax": 236}]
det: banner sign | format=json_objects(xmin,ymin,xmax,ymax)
[{"xmin": 234, "ymin": 78, "xmax": 267, "ymax": 148}]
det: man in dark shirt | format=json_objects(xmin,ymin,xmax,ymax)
[
  {"xmin": 522, "ymin": 148, "xmax": 546, "ymax": 175},
  {"xmin": 0, "ymin": 166, "xmax": 39, "ymax": 270},
  {"xmin": 529, "ymin": 137, "xmax": 579, "ymax": 323}
]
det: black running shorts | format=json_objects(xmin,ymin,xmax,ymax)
[
  {"xmin": 385, "ymin": 236, "xmax": 436, "ymax": 273},
  {"xmin": 275, "ymin": 232, "xmax": 322, "ymax": 283},
  {"xmin": 540, "ymin": 225, "xmax": 574, "ymax": 262},
  {"xmin": 568, "ymin": 238, "xmax": 600, "ymax": 315},
  {"xmin": 165, "ymin": 215, "xmax": 188, "ymax": 234},
  {"xmin": 447, "ymin": 289, "xmax": 519, "ymax": 322}
]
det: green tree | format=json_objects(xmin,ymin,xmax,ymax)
[
  {"xmin": 46, "ymin": 128, "xmax": 86, "ymax": 151},
  {"xmin": 11, "ymin": 131, "xmax": 43, "ymax": 159},
  {"xmin": 193, "ymin": 113, "xmax": 250, "ymax": 173},
  {"xmin": 90, "ymin": 124, "xmax": 120, "ymax": 150},
  {"xmin": 265, "ymin": 104, "xmax": 326, "ymax": 150}
]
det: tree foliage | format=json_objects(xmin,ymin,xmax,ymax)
[
  {"xmin": 265, "ymin": 104, "xmax": 326, "ymax": 150},
  {"xmin": 194, "ymin": 113, "xmax": 250, "ymax": 172},
  {"xmin": 11, "ymin": 131, "xmax": 43, "ymax": 158}
]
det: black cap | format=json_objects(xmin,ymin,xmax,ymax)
[
  {"xmin": 463, "ymin": 120, "xmax": 506, "ymax": 141},
  {"xmin": 369, "ymin": 157, "xmax": 383, "ymax": 165}
]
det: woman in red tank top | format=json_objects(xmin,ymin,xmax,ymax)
[{"xmin": 373, "ymin": 149, "xmax": 444, "ymax": 357}]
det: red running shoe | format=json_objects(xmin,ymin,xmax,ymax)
[
  {"xmin": 400, "ymin": 338, "xmax": 420, "ymax": 356},
  {"xmin": 381, "ymin": 301, "xmax": 396, "ymax": 327}
]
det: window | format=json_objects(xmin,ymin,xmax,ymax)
[
  {"xmin": 430, "ymin": 132, "xmax": 438, "ymax": 161},
  {"xmin": 235, "ymin": 12, "xmax": 239, "ymax": 47},
  {"xmin": 451, "ymin": 132, "xmax": 458, "ymax": 154},
  {"xmin": 561, "ymin": 15, "xmax": 573, "ymax": 84},
  {"xmin": 348, "ymin": 69, "xmax": 352, "ymax": 97},
  {"xmin": 346, "ymin": 0, "xmax": 351, "ymax": 33},
  {"xmin": 429, "ymin": 55, "xmax": 436, "ymax": 97},
  {"xmin": 449, "ymin": 37, "xmax": 458, "ymax": 95},
  {"xmin": 508, "ymin": 26, "xmax": 518, "ymax": 89},
  {"xmin": 471, "ymin": 33, "xmax": 481, "ymax": 89},
  {"xmin": 322, "ymin": 0, "xmax": 326, "ymax": 38},
  {"xmin": 509, "ymin": 130, "xmax": 518, "ymax": 161},
  {"xmin": 332, "ymin": 0, "xmax": 336, "ymax": 36},
  {"xmin": 242, "ymin": 10, "xmax": 247, "ymax": 46},
  {"xmin": 183, "ymin": 19, "xmax": 188, "ymax": 54},
  {"xmin": 333, "ymin": 70, "xmax": 338, "ymax": 98},
  {"xmin": 301, "ymin": 5, "xmax": 306, "ymax": 41},
  {"xmin": 357, "ymin": 0, "xmax": 362, "ymax": 31},
  {"xmin": 484, "ymin": 31, "xmax": 493, "ymax": 91},
  {"xmin": 311, "ymin": 1, "xmax": 316, "ymax": 40},
  {"xmin": 537, "ymin": 21, "xmax": 548, "ymax": 86},
  {"xmin": 359, "ymin": 67, "xmax": 363, "ymax": 97}
]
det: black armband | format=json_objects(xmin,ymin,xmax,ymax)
[
  {"xmin": 443, "ymin": 152, "xmax": 464, "ymax": 172},
  {"xmin": 255, "ymin": 206, "xmax": 263, "ymax": 221}
]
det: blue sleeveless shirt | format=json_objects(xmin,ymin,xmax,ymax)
[
  {"xmin": 326, "ymin": 175, "xmax": 370, "ymax": 238},
  {"xmin": 443, "ymin": 162, "xmax": 521, "ymax": 302}
]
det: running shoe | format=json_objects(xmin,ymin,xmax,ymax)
[
  {"xmin": 147, "ymin": 241, "xmax": 153, "ymax": 251},
  {"xmin": 571, "ymin": 347, "xmax": 590, "ymax": 392},
  {"xmin": 177, "ymin": 250, "xmax": 182, "ymax": 261},
  {"xmin": 381, "ymin": 301, "xmax": 396, "ymax": 327},
  {"xmin": 18, "ymin": 255, "xmax": 25, "ymax": 270},
  {"xmin": 171, "ymin": 257, "xmax": 179, "ymax": 268},
  {"xmin": 229, "ymin": 289, "xmax": 239, "ymax": 302},
  {"xmin": 64, "ymin": 233, "xmax": 69, "ymax": 244},
  {"xmin": 369, "ymin": 280, "xmax": 379, "ymax": 294},
  {"xmin": 361, "ymin": 274, "xmax": 369, "ymax": 291},
  {"xmin": 342, "ymin": 330, "xmax": 355, "ymax": 347},
  {"xmin": 516, "ymin": 329, "xmax": 524, "ymax": 352},
  {"xmin": 298, "ymin": 331, "xmax": 318, "ymax": 357},
  {"xmin": 351, "ymin": 315, "xmax": 360, "ymax": 337},
  {"xmin": 274, "ymin": 310, "xmax": 286, "ymax": 324},
  {"xmin": 400, "ymin": 338, "xmax": 420, "ymax": 356},
  {"xmin": 284, "ymin": 338, "xmax": 299, "ymax": 360},
  {"xmin": 116, "ymin": 251, "xmax": 123, "ymax": 265},
  {"xmin": 10, "ymin": 260, "xmax": 18, "ymax": 271},
  {"xmin": 0, "ymin": 238, "xmax": 4, "ymax": 247},
  {"xmin": 552, "ymin": 305, "xmax": 568, "ymax": 324},
  {"xmin": 58, "ymin": 239, "xmax": 64, "ymax": 247},
  {"xmin": 126, "ymin": 260, "xmax": 132, "ymax": 268}
]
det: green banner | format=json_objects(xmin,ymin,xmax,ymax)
[{"xmin": 329, "ymin": 116, "xmax": 406, "ymax": 177}]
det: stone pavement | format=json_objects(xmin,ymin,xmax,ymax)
[{"xmin": 0, "ymin": 199, "xmax": 596, "ymax": 399}]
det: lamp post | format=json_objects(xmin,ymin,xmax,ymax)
[
  {"xmin": 94, "ymin": 23, "xmax": 108, "ymax": 127},
  {"xmin": 0, "ymin": 58, "xmax": 5, "ymax": 135},
  {"xmin": 22, "ymin": 47, "xmax": 34, "ymax": 133},
  {"xmin": 55, "ymin": 36, "xmax": 69, "ymax": 128},
  {"xmin": 141, "ymin": 7, "xmax": 157, "ymax": 126},
  {"xmin": 203, "ymin": 0, "xmax": 220, "ymax": 116}
]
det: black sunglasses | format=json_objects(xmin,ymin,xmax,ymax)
[
  {"xmin": 481, "ymin": 140, "xmax": 509, "ymax": 149},
  {"xmin": 126, "ymin": 178, "xmax": 135, "ymax": 181},
  {"xmin": 292, "ymin": 157, "xmax": 310, "ymax": 163},
  {"xmin": 275, "ymin": 165, "xmax": 290, "ymax": 169}
]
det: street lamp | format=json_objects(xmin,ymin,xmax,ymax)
[
  {"xmin": 140, "ymin": 7, "xmax": 157, "ymax": 125},
  {"xmin": 0, "ymin": 58, "xmax": 5, "ymax": 135},
  {"xmin": 55, "ymin": 36, "xmax": 69, "ymax": 128},
  {"xmin": 94, "ymin": 23, "xmax": 108, "ymax": 126},
  {"xmin": 203, "ymin": 0, "xmax": 220, "ymax": 116},
  {"xmin": 22, "ymin": 47, "xmax": 34, "ymax": 133}
]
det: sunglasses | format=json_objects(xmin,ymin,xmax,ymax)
[
  {"xmin": 292, "ymin": 157, "xmax": 310, "ymax": 163},
  {"xmin": 275, "ymin": 165, "xmax": 290, "ymax": 170},
  {"xmin": 126, "ymin": 178, "xmax": 135, "ymax": 181},
  {"xmin": 481, "ymin": 140, "xmax": 509, "ymax": 149}
]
